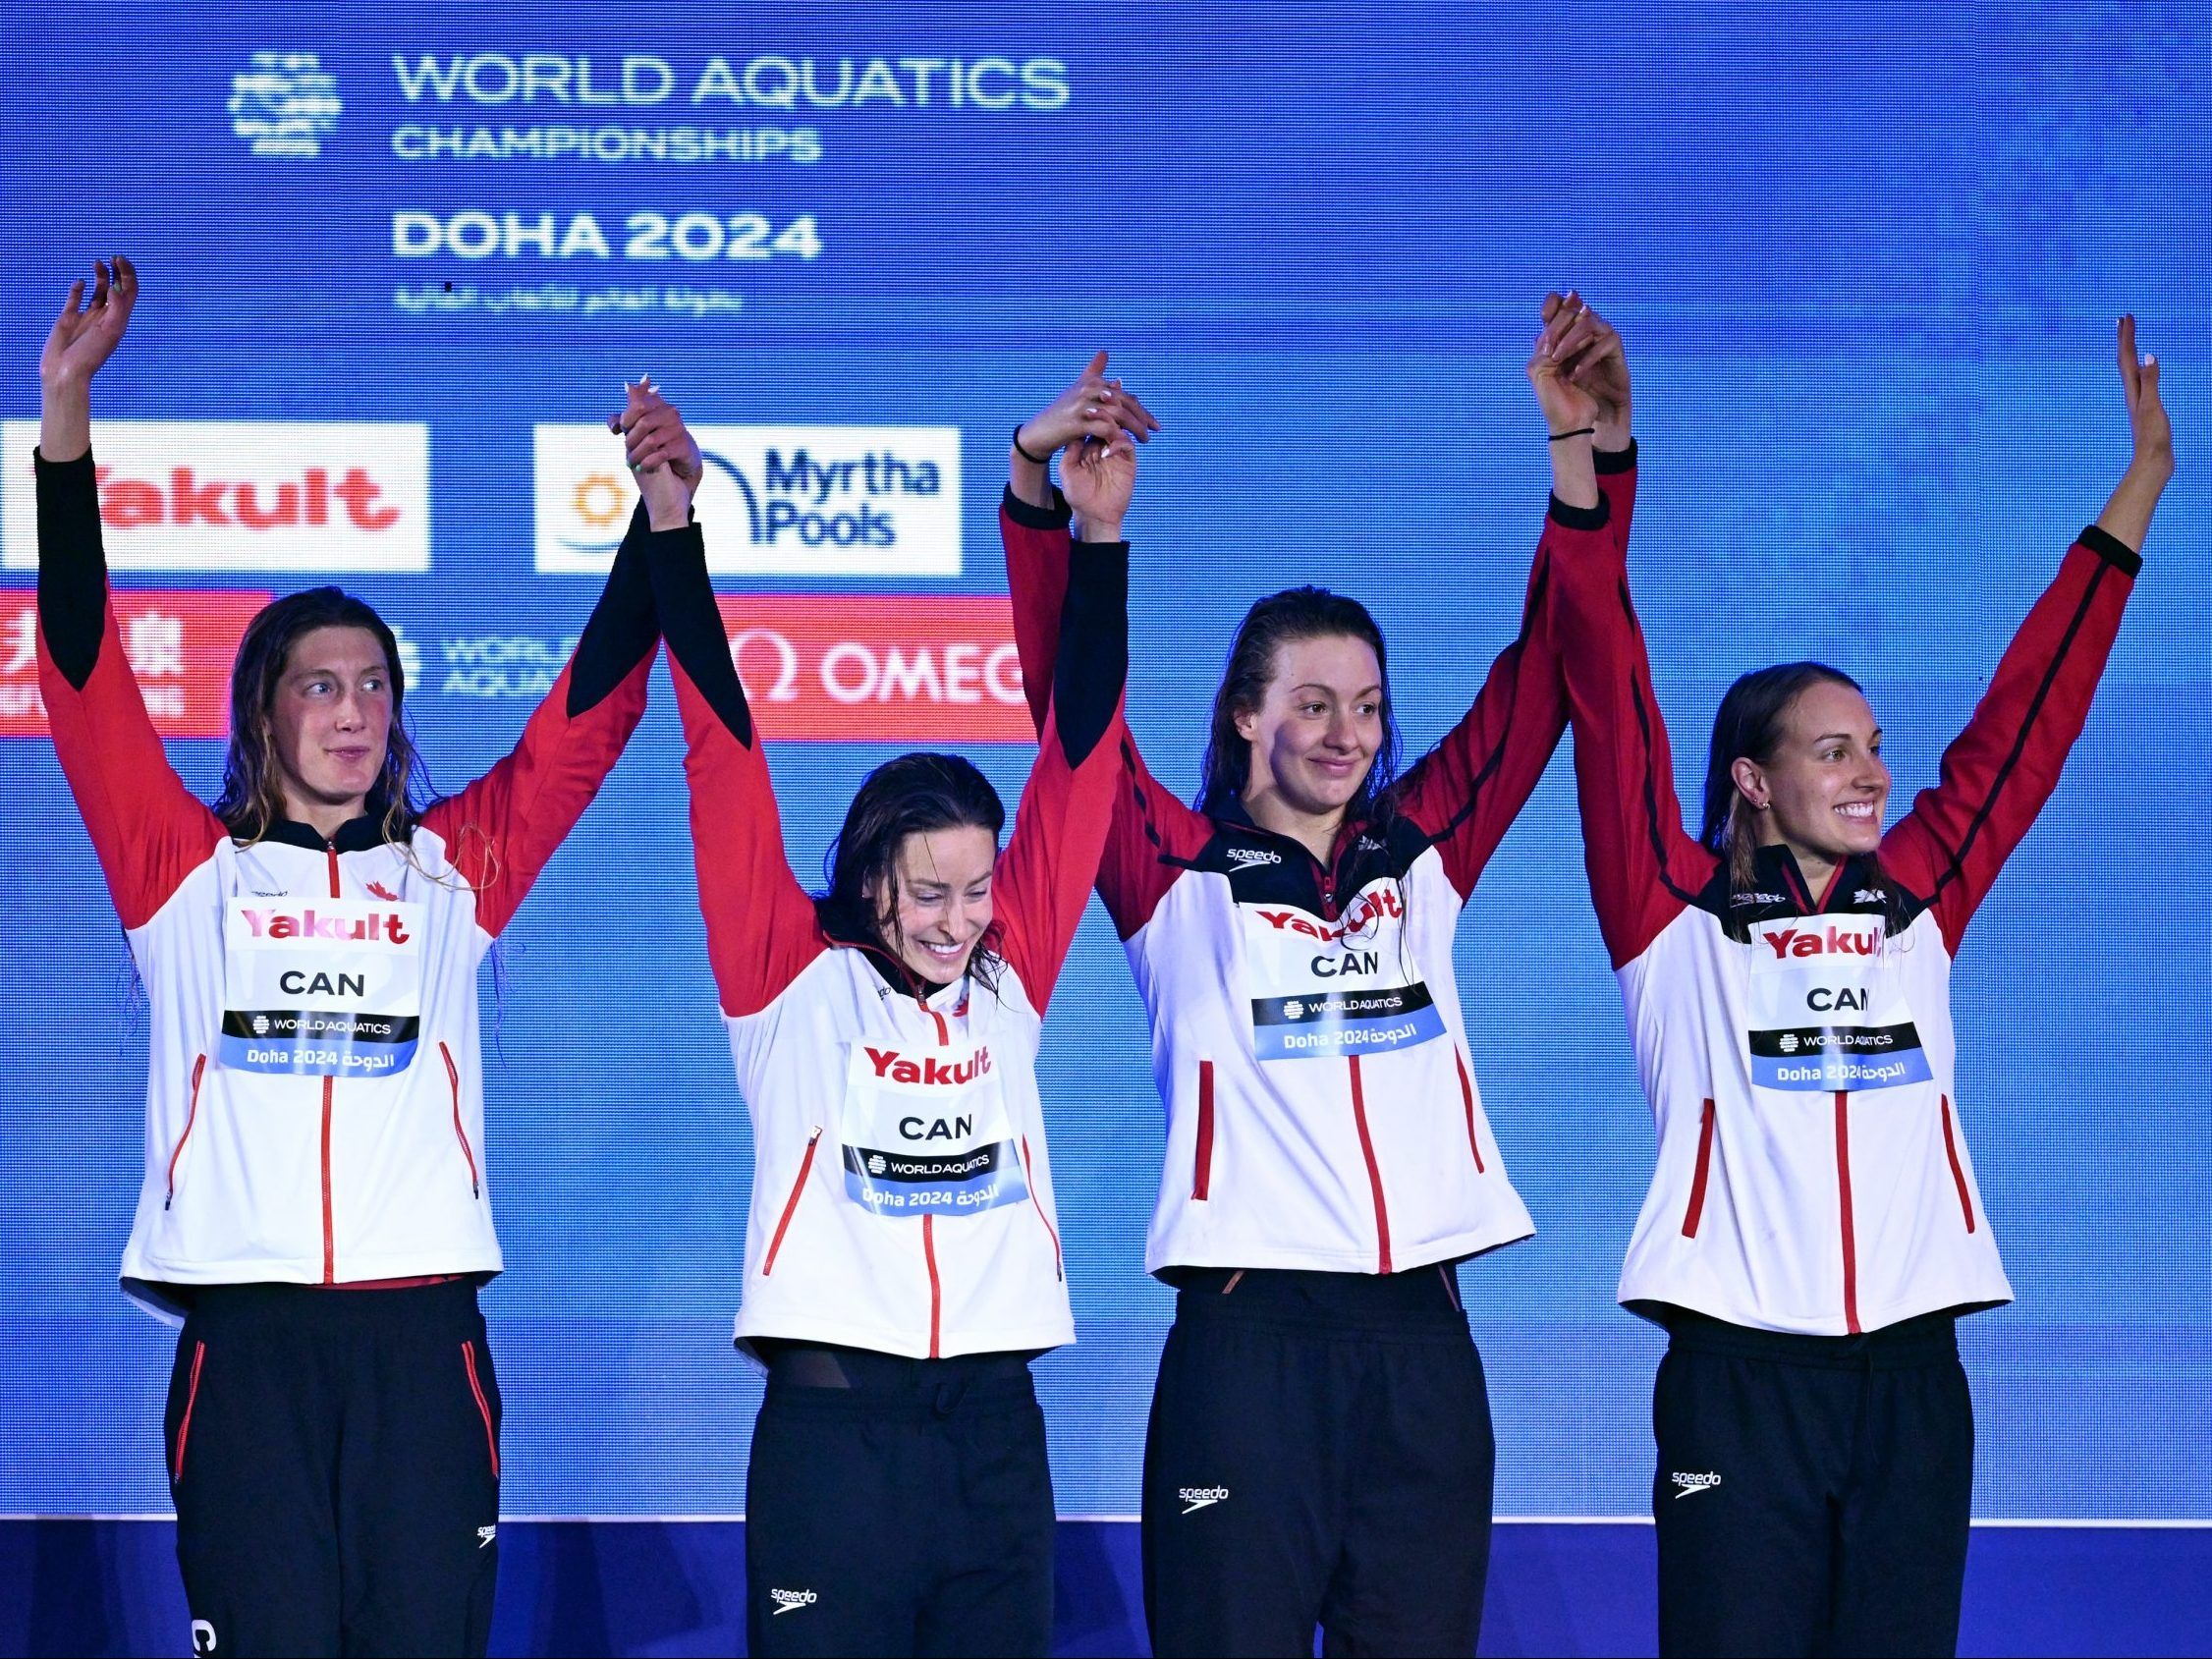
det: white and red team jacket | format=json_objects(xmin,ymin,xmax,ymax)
[
  {"xmin": 34, "ymin": 449, "xmax": 659, "ymax": 1320},
  {"xmin": 1000, "ymin": 474, "xmax": 1630, "ymax": 1278},
  {"xmin": 1549, "ymin": 445, "xmax": 2141, "ymax": 1335},
  {"xmin": 643, "ymin": 517, "xmax": 1130, "ymax": 1359}
]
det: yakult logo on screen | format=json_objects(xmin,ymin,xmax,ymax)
[
  {"xmin": 533, "ymin": 424, "xmax": 961, "ymax": 577},
  {"xmin": 1, "ymin": 421, "xmax": 430, "ymax": 575},
  {"xmin": 711, "ymin": 593, "xmax": 1030, "ymax": 743}
]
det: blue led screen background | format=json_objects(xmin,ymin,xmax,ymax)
[{"xmin": 1, "ymin": 2, "xmax": 2206, "ymax": 1520}]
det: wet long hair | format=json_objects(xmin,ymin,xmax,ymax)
[
  {"xmin": 815, "ymin": 751, "xmax": 1008, "ymax": 991},
  {"xmin": 212, "ymin": 586, "xmax": 431, "ymax": 847},
  {"xmin": 1700, "ymin": 660, "xmax": 1866, "ymax": 896},
  {"xmin": 1194, "ymin": 585, "xmax": 1404, "ymax": 825}
]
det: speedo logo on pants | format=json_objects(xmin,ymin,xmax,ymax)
[
  {"xmin": 1671, "ymin": 1470, "xmax": 1722, "ymax": 1498},
  {"xmin": 770, "ymin": 1587, "xmax": 817, "ymax": 1615},
  {"xmin": 1179, "ymin": 1485, "xmax": 1229, "ymax": 1515}
]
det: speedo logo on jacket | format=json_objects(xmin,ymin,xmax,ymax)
[
  {"xmin": 862, "ymin": 1045, "xmax": 993, "ymax": 1087},
  {"xmin": 237, "ymin": 906, "xmax": 412, "ymax": 944}
]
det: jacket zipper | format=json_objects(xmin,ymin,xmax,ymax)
[
  {"xmin": 1347, "ymin": 1055, "xmax": 1392, "ymax": 1274},
  {"xmin": 462, "ymin": 1340, "xmax": 500, "ymax": 1478},
  {"xmin": 440, "ymin": 1042, "xmax": 478, "ymax": 1198},
  {"xmin": 1020, "ymin": 1134, "xmax": 1064, "ymax": 1282},
  {"xmin": 320, "ymin": 841, "xmax": 341, "ymax": 1284},
  {"xmin": 760, "ymin": 1128, "xmax": 822, "ymax": 1276},
  {"xmin": 171, "ymin": 1340, "xmax": 206, "ymax": 1482},
  {"xmin": 1939, "ymin": 1095, "xmax": 1976, "ymax": 1233},
  {"xmin": 1681, "ymin": 1098, "xmax": 1716, "ymax": 1238},
  {"xmin": 1454, "ymin": 1048, "xmax": 1485, "ymax": 1174},
  {"xmin": 1191, "ymin": 1060, "xmax": 1215, "ymax": 1199},
  {"xmin": 165, "ymin": 1054, "xmax": 207, "ymax": 1210}
]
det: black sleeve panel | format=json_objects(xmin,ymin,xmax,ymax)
[
  {"xmin": 34, "ymin": 449, "xmax": 108, "ymax": 691},
  {"xmin": 1548, "ymin": 492, "xmax": 1612, "ymax": 532},
  {"xmin": 1594, "ymin": 438, "xmax": 1639, "ymax": 474},
  {"xmin": 564, "ymin": 501, "xmax": 662, "ymax": 718},
  {"xmin": 643, "ymin": 521, "xmax": 753, "ymax": 747},
  {"xmin": 999, "ymin": 481, "xmax": 1073, "ymax": 530},
  {"xmin": 1051, "ymin": 538, "xmax": 1130, "ymax": 768},
  {"xmin": 2077, "ymin": 523, "xmax": 2142, "ymax": 578}
]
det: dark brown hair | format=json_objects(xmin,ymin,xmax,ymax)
[
  {"xmin": 212, "ymin": 586, "xmax": 430, "ymax": 846},
  {"xmin": 1195, "ymin": 585, "xmax": 1403, "ymax": 822},
  {"xmin": 1700, "ymin": 660, "xmax": 1864, "ymax": 893},
  {"xmin": 815, "ymin": 751, "xmax": 1008, "ymax": 990}
]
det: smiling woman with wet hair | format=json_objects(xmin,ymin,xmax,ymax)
[
  {"xmin": 1543, "ymin": 311, "xmax": 2173, "ymax": 1657},
  {"xmin": 612, "ymin": 382, "xmax": 1131, "ymax": 1658},
  {"xmin": 999, "ymin": 330, "xmax": 1627, "ymax": 1656},
  {"xmin": 33, "ymin": 258, "xmax": 666, "ymax": 1656}
]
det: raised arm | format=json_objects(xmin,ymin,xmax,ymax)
[
  {"xmin": 1003, "ymin": 360, "xmax": 1209, "ymax": 940},
  {"xmin": 621, "ymin": 386, "xmax": 825, "ymax": 1018},
  {"xmin": 35, "ymin": 257, "xmax": 225, "ymax": 930},
  {"xmin": 1880, "ymin": 316, "xmax": 2167, "ymax": 953},
  {"xmin": 1534, "ymin": 294, "xmax": 1716, "ymax": 967},
  {"xmin": 989, "ymin": 534, "xmax": 1131, "ymax": 1011},
  {"xmin": 417, "ymin": 400, "xmax": 660, "ymax": 938}
]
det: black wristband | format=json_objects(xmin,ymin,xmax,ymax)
[
  {"xmin": 1549, "ymin": 426, "xmax": 1596, "ymax": 443},
  {"xmin": 1012, "ymin": 423, "xmax": 1052, "ymax": 466}
]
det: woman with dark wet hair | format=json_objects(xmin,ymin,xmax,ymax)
[
  {"xmin": 1545, "ymin": 310, "xmax": 2171, "ymax": 1657},
  {"xmin": 1000, "ymin": 326, "xmax": 1628, "ymax": 1657},
  {"xmin": 33, "ymin": 259, "xmax": 667, "ymax": 1655},
  {"xmin": 611, "ymin": 383, "xmax": 1130, "ymax": 1657}
]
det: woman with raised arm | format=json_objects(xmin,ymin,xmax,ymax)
[
  {"xmin": 34, "ymin": 259, "xmax": 666, "ymax": 1657},
  {"xmin": 998, "ymin": 325, "xmax": 1630, "ymax": 1657},
  {"xmin": 1543, "ymin": 314, "xmax": 2171, "ymax": 1657},
  {"xmin": 612, "ymin": 385, "xmax": 1130, "ymax": 1657}
]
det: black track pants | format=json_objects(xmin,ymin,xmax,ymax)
[
  {"xmin": 163, "ymin": 1280, "xmax": 502, "ymax": 1658},
  {"xmin": 1141, "ymin": 1265, "xmax": 1495, "ymax": 1658},
  {"xmin": 1653, "ymin": 1309, "xmax": 1974, "ymax": 1658},
  {"xmin": 744, "ymin": 1346, "xmax": 1054, "ymax": 1657}
]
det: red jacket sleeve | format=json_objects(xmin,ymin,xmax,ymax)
[
  {"xmin": 644, "ymin": 522, "xmax": 826, "ymax": 1018},
  {"xmin": 420, "ymin": 508, "xmax": 659, "ymax": 938},
  {"xmin": 999, "ymin": 489, "xmax": 1210, "ymax": 941},
  {"xmin": 34, "ymin": 449, "xmax": 225, "ymax": 930},
  {"xmin": 1880, "ymin": 526, "xmax": 2139, "ymax": 955},
  {"xmin": 1545, "ymin": 476, "xmax": 1718, "ymax": 969},
  {"xmin": 989, "ymin": 540, "xmax": 1130, "ymax": 1011},
  {"xmin": 1389, "ymin": 493, "xmax": 1593, "ymax": 900}
]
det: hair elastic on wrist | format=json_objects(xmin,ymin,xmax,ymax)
[
  {"xmin": 1012, "ymin": 423, "xmax": 1052, "ymax": 466},
  {"xmin": 1549, "ymin": 426, "xmax": 1596, "ymax": 443}
]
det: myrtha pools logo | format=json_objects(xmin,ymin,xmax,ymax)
[
  {"xmin": 533, "ymin": 424, "xmax": 963, "ymax": 578},
  {"xmin": 230, "ymin": 52, "xmax": 341, "ymax": 157}
]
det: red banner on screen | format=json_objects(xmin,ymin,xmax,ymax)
[
  {"xmin": 0, "ymin": 588, "xmax": 268, "ymax": 739},
  {"xmin": 714, "ymin": 594, "xmax": 1034, "ymax": 743}
]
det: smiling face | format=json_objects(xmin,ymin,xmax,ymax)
[
  {"xmin": 1733, "ymin": 679, "xmax": 1890, "ymax": 874},
  {"xmin": 865, "ymin": 823, "xmax": 999, "ymax": 985},
  {"xmin": 1234, "ymin": 634, "xmax": 1385, "ymax": 826},
  {"xmin": 267, "ymin": 625, "xmax": 394, "ymax": 826}
]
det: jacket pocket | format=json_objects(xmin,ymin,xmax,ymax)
[
  {"xmin": 761, "ymin": 1128, "xmax": 822, "ymax": 1276},
  {"xmin": 440, "ymin": 1042, "xmax": 479, "ymax": 1199},
  {"xmin": 1939, "ymin": 1095, "xmax": 1976, "ymax": 1233},
  {"xmin": 1680, "ymin": 1098, "xmax": 1717, "ymax": 1239},
  {"xmin": 163, "ymin": 1054, "xmax": 207, "ymax": 1211},
  {"xmin": 461, "ymin": 1340, "xmax": 500, "ymax": 1479},
  {"xmin": 1191, "ymin": 1060, "xmax": 1216, "ymax": 1200}
]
